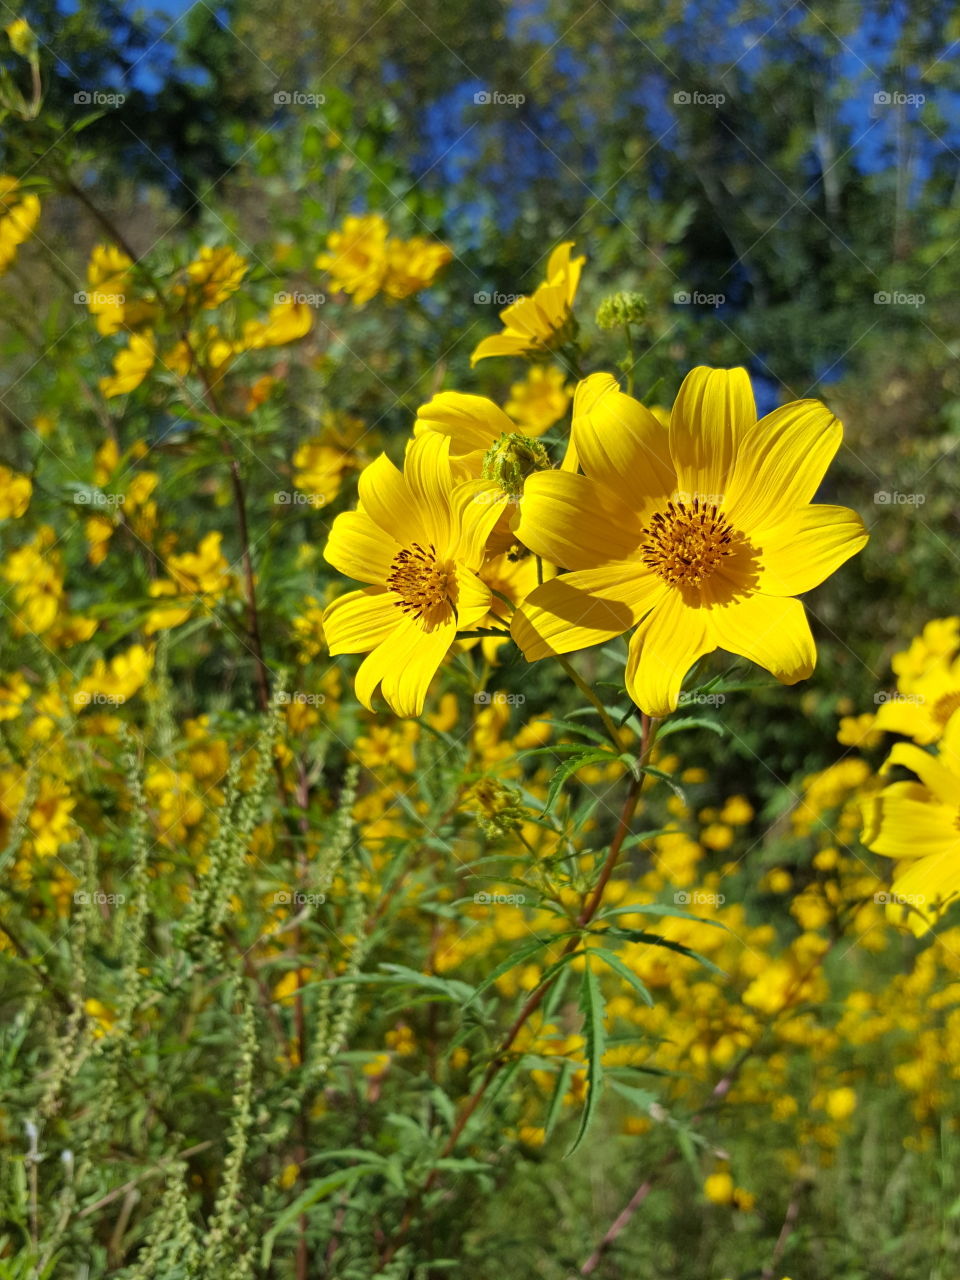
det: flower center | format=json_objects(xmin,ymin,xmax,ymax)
[
  {"xmin": 641, "ymin": 499, "xmax": 737, "ymax": 588},
  {"xmin": 387, "ymin": 543, "xmax": 456, "ymax": 627},
  {"xmin": 933, "ymin": 690, "xmax": 960, "ymax": 727}
]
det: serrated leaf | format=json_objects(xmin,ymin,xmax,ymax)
[
  {"xmin": 565, "ymin": 960, "xmax": 605, "ymax": 1157},
  {"xmin": 547, "ymin": 750, "xmax": 619, "ymax": 810},
  {"xmin": 595, "ymin": 926, "xmax": 725, "ymax": 974},
  {"xmin": 590, "ymin": 947, "xmax": 654, "ymax": 1005},
  {"xmin": 544, "ymin": 1059, "xmax": 575, "ymax": 1139}
]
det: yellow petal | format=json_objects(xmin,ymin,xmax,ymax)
[
  {"xmin": 708, "ymin": 593, "xmax": 815, "ymax": 686},
  {"xmin": 514, "ymin": 470, "xmax": 643, "ymax": 570},
  {"xmin": 358, "ymin": 452, "xmax": 423, "ymax": 546},
  {"xmin": 415, "ymin": 392, "xmax": 514, "ymax": 454},
  {"xmin": 758, "ymin": 504, "xmax": 868, "ymax": 595},
  {"xmin": 323, "ymin": 588, "xmax": 398, "ymax": 654},
  {"xmin": 449, "ymin": 479, "xmax": 511, "ymax": 569},
  {"xmin": 882, "ymin": 742, "xmax": 960, "ymax": 807},
  {"xmin": 402, "ymin": 431, "xmax": 455, "ymax": 550},
  {"xmin": 356, "ymin": 613, "xmax": 454, "ymax": 716},
  {"xmin": 625, "ymin": 590, "xmax": 713, "ymax": 717},
  {"xmin": 512, "ymin": 562, "xmax": 666, "ymax": 661},
  {"xmin": 454, "ymin": 564, "xmax": 493, "ymax": 630},
  {"xmin": 669, "ymin": 367, "xmax": 755, "ymax": 504},
  {"xmin": 570, "ymin": 374, "xmax": 675, "ymax": 514},
  {"xmin": 888, "ymin": 851, "xmax": 960, "ymax": 935},
  {"xmin": 323, "ymin": 509, "xmax": 400, "ymax": 584},
  {"xmin": 861, "ymin": 781, "xmax": 956, "ymax": 858},
  {"xmin": 726, "ymin": 400, "xmax": 843, "ymax": 532},
  {"xmin": 471, "ymin": 333, "xmax": 529, "ymax": 365}
]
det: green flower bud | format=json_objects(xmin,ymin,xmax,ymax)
[
  {"xmin": 595, "ymin": 290, "xmax": 648, "ymax": 332},
  {"xmin": 481, "ymin": 432, "xmax": 550, "ymax": 501},
  {"xmin": 464, "ymin": 777, "xmax": 526, "ymax": 838}
]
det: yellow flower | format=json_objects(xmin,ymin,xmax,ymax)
[
  {"xmin": 825, "ymin": 1086, "xmax": 857, "ymax": 1121},
  {"xmin": 183, "ymin": 245, "xmax": 247, "ymax": 308},
  {"xmin": 862, "ymin": 716, "xmax": 960, "ymax": 935},
  {"xmin": 383, "ymin": 234, "xmax": 453, "ymax": 298},
  {"xmin": 293, "ymin": 441, "xmax": 351, "ymax": 505},
  {"xmin": 86, "ymin": 244, "xmax": 133, "ymax": 336},
  {"xmin": 703, "ymin": 1171, "xmax": 734, "ymax": 1205},
  {"xmin": 470, "ymin": 242, "xmax": 584, "ymax": 364},
  {"xmin": 5, "ymin": 18, "xmax": 36, "ymax": 58},
  {"xmin": 0, "ymin": 465, "xmax": 31, "ymax": 519},
  {"xmin": 505, "ymin": 365, "xmax": 572, "ymax": 436},
  {"xmin": 511, "ymin": 368, "xmax": 868, "ymax": 717},
  {"xmin": 241, "ymin": 298, "xmax": 312, "ymax": 348},
  {"xmin": 2, "ymin": 526, "xmax": 64, "ymax": 634},
  {"xmin": 322, "ymin": 433, "xmax": 500, "ymax": 716},
  {"xmin": 75, "ymin": 643, "xmax": 153, "ymax": 709},
  {"xmin": 0, "ymin": 177, "xmax": 40, "ymax": 275},
  {"xmin": 0, "ymin": 672, "xmax": 30, "ymax": 720},
  {"xmin": 99, "ymin": 331, "xmax": 156, "ymax": 398},
  {"xmin": 316, "ymin": 213, "xmax": 389, "ymax": 304}
]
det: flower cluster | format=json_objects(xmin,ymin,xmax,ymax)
[{"xmin": 316, "ymin": 212, "xmax": 453, "ymax": 304}]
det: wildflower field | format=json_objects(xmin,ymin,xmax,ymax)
[{"xmin": 3, "ymin": 3, "xmax": 960, "ymax": 1277}]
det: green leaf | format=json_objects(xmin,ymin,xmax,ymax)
[
  {"xmin": 594, "ymin": 926, "xmax": 725, "ymax": 975},
  {"xmin": 655, "ymin": 715, "xmax": 727, "ymax": 741},
  {"xmin": 565, "ymin": 960, "xmax": 605, "ymax": 1157},
  {"xmin": 468, "ymin": 934, "xmax": 575, "ymax": 1003},
  {"xmin": 590, "ymin": 947, "xmax": 654, "ymax": 1005},
  {"xmin": 544, "ymin": 1059, "xmax": 575, "ymax": 1139},
  {"xmin": 547, "ymin": 750, "xmax": 619, "ymax": 811},
  {"xmin": 261, "ymin": 1165, "xmax": 384, "ymax": 1265},
  {"xmin": 607, "ymin": 1079, "xmax": 659, "ymax": 1111}
]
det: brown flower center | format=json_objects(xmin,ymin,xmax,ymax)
[
  {"xmin": 641, "ymin": 499, "xmax": 738, "ymax": 588},
  {"xmin": 933, "ymin": 690, "xmax": 960, "ymax": 727},
  {"xmin": 387, "ymin": 542, "xmax": 456, "ymax": 627}
]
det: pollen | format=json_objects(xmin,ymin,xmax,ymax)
[
  {"xmin": 641, "ymin": 498, "xmax": 737, "ymax": 589},
  {"xmin": 933, "ymin": 690, "xmax": 960, "ymax": 727},
  {"xmin": 386, "ymin": 542, "xmax": 456, "ymax": 626}
]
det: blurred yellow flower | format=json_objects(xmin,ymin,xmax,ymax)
[
  {"xmin": 0, "ymin": 466, "xmax": 31, "ymax": 519},
  {"xmin": 316, "ymin": 213, "xmax": 389, "ymax": 304},
  {"xmin": 505, "ymin": 365, "xmax": 572, "ymax": 435},
  {"xmin": 99, "ymin": 331, "xmax": 156, "ymax": 398},
  {"xmin": 471, "ymin": 242, "xmax": 584, "ymax": 364}
]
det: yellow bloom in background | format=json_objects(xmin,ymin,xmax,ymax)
[
  {"xmin": 145, "ymin": 533, "xmax": 234, "ymax": 633},
  {"xmin": 99, "ymin": 331, "xmax": 156, "ymax": 398},
  {"xmin": 242, "ymin": 298, "xmax": 313, "ymax": 348},
  {"xmin": 512, "ymin": 367, "xmax": 868, "ymax": 717},
  {"xmin": 470, "ymin": 242, "xmax": 585, "ymax": 364},
  {"xmin": 0, "ymin": 465, "xmax": 31, "ymax": 519},
  {"xmin": 323, "ymin": 432, "xmax": 501, "ymax": 716},
  {"xmin": 2, "ymin": 525, "xmax": 64, "ymax": 634},
  {"xmin": 703, "ymin": 1171, "xmax": 735, "ymax": 1205},
  {"xmin": 862, "ymin": 715, "xmax": 960, "ymax": 935},
  {"xmin": 86, "ymin": 244, "xmax": 134, "ymax": 336},
  {"xmin": 293, "ymin": 441, "xmax": 352, "ymax": 506},
  {"xmin": 0, "ymin": 176, "xmax": 40, "ymax": 275},
  {"xmin": 505, "ymin": 365, "xmax": 572, "ymax": 436},
  {"xmin": 75, "ymin": 643, "xmax": 154, "ymax": 709},
  {"xmin": 872, "ymin": 634, "xmax": 960, "ymax": 744},
  {"xmin": 5, "ymin": 18, "xmax": 37, "ymax": 58},
  {"xmin": 0, "ymin": 672, "xmax": 30, "ymax": 720},
  {"xmin": 183, "ymin": 245, "xmax": 248, "ymax": 308},
  {"xmin": 383, "ymin": 234, "xmax": 453, "ymax": 299},
  {"xmin": 316, "ymin": 213, "xmax": 389, "ymax": 304}
]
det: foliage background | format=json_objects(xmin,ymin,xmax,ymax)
[{"xmin": 1, "ymin": 1, "xmax": 960, "ymax": 1277}]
